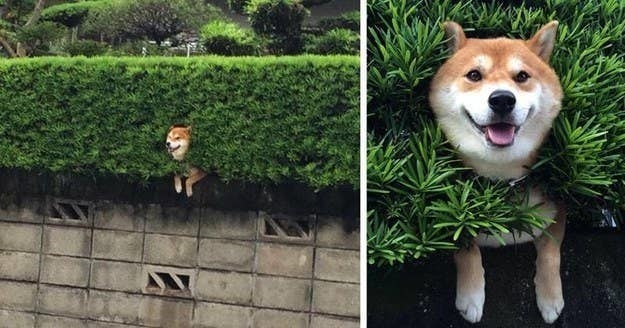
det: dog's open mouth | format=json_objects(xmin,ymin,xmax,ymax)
[
  {"xmin": 484, "ymin": 123, "xmax": 517, "ymax": 146},
  {"xmin": 167, "ymin": 145, "xmax": 180, "ymax": 153},
  {"xmin": 465, "ymin": 111, "xmax": 518, "ymax": 147}
]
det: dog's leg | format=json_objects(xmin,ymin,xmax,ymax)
[
  {"xmin": 184, "ymin": 167, "xmax": 207, "ymax": 197},
  {"xmin": 174, "ymin": 175, "xmax": 183, "ymax": 194},
  {"xmin": 455, "ymin": 240, "xmax": 485, "ymax": 323},
  {"xmin": 534, "ymin": 208, "xmax": 566, "ymax": 324}
]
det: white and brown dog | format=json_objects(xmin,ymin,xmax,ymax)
[
  {"xmin": 165, "ymin": 125, "xmax": 206, "ymax": 197},
  {"xmin": 429, "ymin": 21, "xmax": 565, "ymax": 323}
]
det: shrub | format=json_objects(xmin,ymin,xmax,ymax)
[
  {"xmin": 41, "ymin": 1, "xmax": 104, "ymax": 28},
  {"xmin": 317, "ymin": 11, "xmax": 359, "ymax": 32},
  {"xmin": 245, "ymin": 0, "xmax": 309, "ymax": 54},
  {"xmin": 200, "ymin": 20, "xmax": 260, "ymax": 56},
  {"xmin": 305, "ymin": 28, "xmax": 359, "ymax": 55},
  {"xmin": 368, "ymin": 0, "xmax": 625, "ymax": 266},
  {"xmin": 0, "ymin": 56, "xmax": 359, "ymax": 188},
  {"xmin": 64, "ymin": 40, "xmax": 108, "ymax": 57},
  {"xmin": 15, "ymin": 21, "xmax": 66, "ymax": 56}
]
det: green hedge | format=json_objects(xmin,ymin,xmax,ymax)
[
  {"xmin": 0, "ymin": 56, "xmax": 359, "ymax": 188},
  {"xmin": 368, "ymin": 0, "xmax": 625, "ymax": 266}
]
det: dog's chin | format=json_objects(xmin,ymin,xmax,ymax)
[
  {"xmin": 168, "ymin": 147, "xmax": 188, "ymax": 161},
  {"xmin": 464, "ymin": 111, "xmax": 521, "ymax": 148}
]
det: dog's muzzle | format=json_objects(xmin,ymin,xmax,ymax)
[
  {"xmin": 166, "ymin": 143, "xmax": 180, "ymax": 153},
  {"xmin": 464, "ymin": 110, "xmax": 519, "ymax": 148}
]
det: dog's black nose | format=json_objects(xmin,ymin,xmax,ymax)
[
  {"xmin": 166, "ymin": 142, "xmax": 171, "ymax": 147},
  {"xmin": 488, "ymin": 90, "xmax": 516, "ymax": 116}
]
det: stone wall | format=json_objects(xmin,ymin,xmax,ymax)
[{"xmin": 0, "ymin": 194, "xmax": 359, "ymax": 327}]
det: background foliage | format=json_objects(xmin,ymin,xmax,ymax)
[
  {"xmin": 246, "ymin": 0, "xmax": 309, "ymax": 54},
  {"xmin": 304, "ymin": 28, "xmax": 359, "ymax": 55},
  {"xmin": 3, "ymin": 0, "xmax": 358, "ymax": 57},
  {"xmin": 200, "ymin": 20, "xmax": 260, "ymax": 56},
  {"xmin": 0, "ymin": 55, "xmax": 359, "ymax": 188},
  {"xmin": 368, "ymin": 0, "xmax": 625, "ymax": 266}
]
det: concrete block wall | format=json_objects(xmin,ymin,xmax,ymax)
[{"xmin": 0, "ymin": 196, "xmax": 359, "ymax": 327}]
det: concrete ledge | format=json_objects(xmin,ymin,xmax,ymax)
[
  {"xmin": 0, "ymin": 168, "xmax": 357, "ymax": 217},
  {"xmin": 368, "ymin": 230, "xmax": 625, "ymax": 327}
]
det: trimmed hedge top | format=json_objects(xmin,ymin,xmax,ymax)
[{"xmin": 0, "ymin": 55, "xmax": 359, "ymax": 188}]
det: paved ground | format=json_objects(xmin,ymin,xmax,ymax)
[{"xmin": 368, "ymin": 230, "xmax": 625, "ymax": 328}]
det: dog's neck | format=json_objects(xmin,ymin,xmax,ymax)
[
  {"xmin": 170, "ymin": 149, "xmax": 187, "ymax": 162},
  {"xmin": 464, "ymin": 157, "xmax": 531, "ymax": 181}
]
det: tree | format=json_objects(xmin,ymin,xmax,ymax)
[
  {"xmin": 228, "ymin": 0, "xmax": 330, "ymax": 15},
  {"xmin": 121, "ymin": 0, "xmax": 188, "ymax": 45},
  {"xmin": 246, "ymin": 0, "xmax": 308, "ymax": 54},
  {"xmin": 41, "ymin": 2, "xmax": 94, "ymax": 28},
  {"xmin": 41, "ymin": 1, "xmax": 105, "ymax": 42},
  {"xmin": 0, "ymin": 0, "xmax": 47, "ymax": 57},
  {"xmin": 81, "ymin": 0, "xmax": 220, "ymax": 46}
]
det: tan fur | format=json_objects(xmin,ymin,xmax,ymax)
[
  {"xmin": 166, "ymin": 125, "xmax": 206, "ymax": 197},
  {"xmin": 429, "ymin": 21, "xmax": 566, "ymax": 324}
]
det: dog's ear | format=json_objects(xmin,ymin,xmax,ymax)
[
  {"xmin": 527, "ymin": 21, "xmax": 558, "ymax": 62},
  {"xmin": 187, "ymin": 125, "xmax": 192, "ymax": 133},
  {"xmin": 442, "ymin": 21, "xmax": 466, "ymax": 54},
  {"xmin": 168, "ymin": 125, "xmax": 175, "ymax": 132}
]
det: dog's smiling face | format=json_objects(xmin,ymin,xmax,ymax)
[
  {"xmin": 429, "ymin": 21, "xmax": 563, "ymax": 179},
  {"xmin": 166, "ymin": 125, "xmax": 191, "ymax": 161}
]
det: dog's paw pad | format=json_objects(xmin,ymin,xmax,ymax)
[
  {"xmin": 456, "ymin": 291, "xmax": 484, "ymax": 323},
  {"xmin": 537, "ymin": 296, "xmax": 564, "ymax": 324}
]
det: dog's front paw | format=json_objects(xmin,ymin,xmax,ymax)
[
  {"xmin": 185, "ymin": 187, "xmax": 193, "ymax": 197},
  {"xmin": 537, "ymin": 294, "xmax": 563, "ymax": 324},
  {"xmin": 456, "ymin": 289, "xmax": 484, "ymax": 323},
  {"xmin": 174, "ymin": 176, "xmax": 182, "ymax": 193}
]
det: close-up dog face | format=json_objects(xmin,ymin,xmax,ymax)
[
  {"xmin": 429, "ymin": 22, "xmax": 563, "ymax": 178},
  {"xmin": 165, "ymin": 125, "xmax": 191, "ymax": 161}
]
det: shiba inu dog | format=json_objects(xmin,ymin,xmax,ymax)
[
  {"xmin": 429, "ymin": 21, "xmax": 565, "ymax": 323},
  {"xmin": 165, "ymin": 125, "xmax": 206, "ymax": 197}
]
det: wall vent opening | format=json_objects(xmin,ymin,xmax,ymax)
[
  {"xmin": 47, "ymin": 199, "xmax": 92, "ymax": 225},
  {"xmin": 51, "ymin": 202, "xmax": 89, "ymax": 221},
  {"xmin": 143, "ymin": 268, "xmax": 194, "ymax": 297},
  {"xmin": 260, "ymin": 213, "xmax": 315, "ymax": 243}
]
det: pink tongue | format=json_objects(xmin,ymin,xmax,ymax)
[{"xmin": 485, "ymin": 124, "xmax": 515, "ymax": 146}]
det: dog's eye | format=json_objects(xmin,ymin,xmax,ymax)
[
  {"xmin": 466, "ymin": 70, "xmax": 482, "ymax": 82},
  {"xmin": 514, "ymin": 71, "xmax": 530, "ymax": 83}
]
